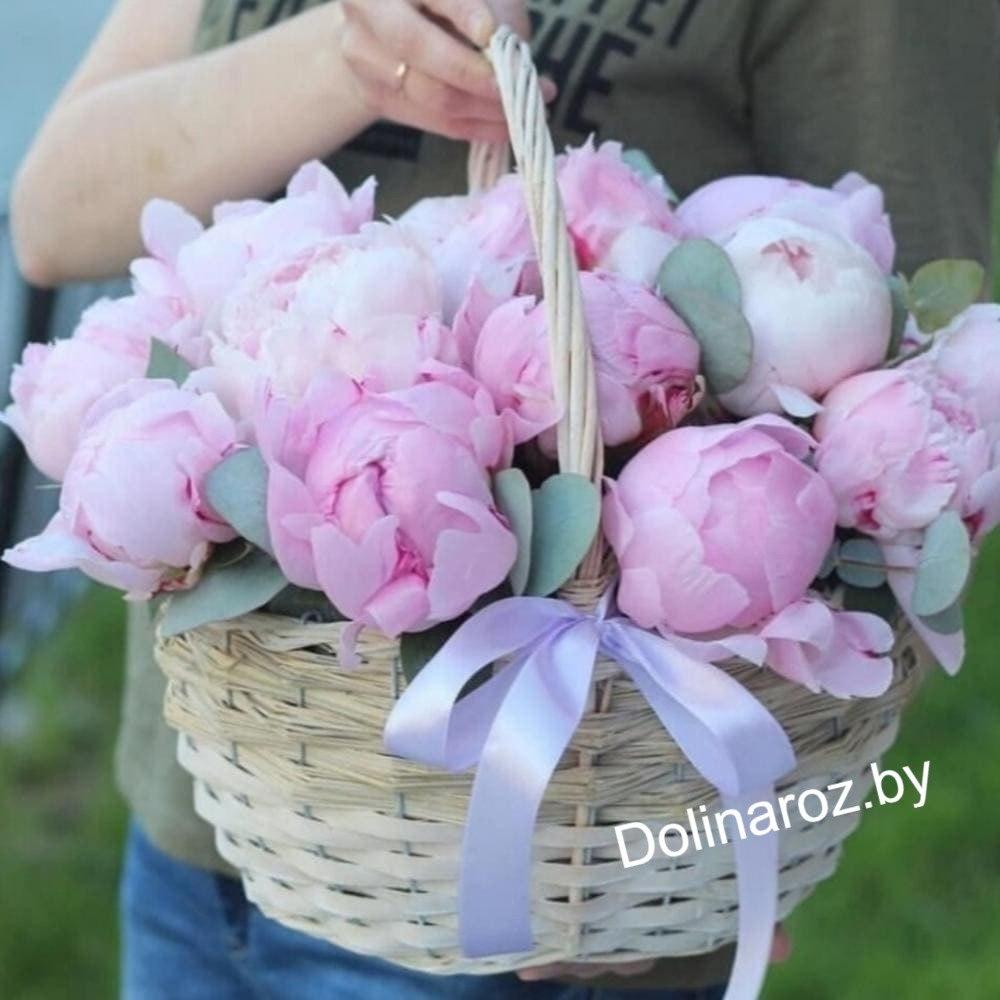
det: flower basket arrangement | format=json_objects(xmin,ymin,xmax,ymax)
[{"xmin": 5, "ymin": 29, "xmax": 998, "ymax": 1000}]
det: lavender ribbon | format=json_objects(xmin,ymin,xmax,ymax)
[{"xmin": 384, "ymin": 594, "xmax": 796, "ymax": 1000}]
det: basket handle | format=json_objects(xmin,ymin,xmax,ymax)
[{"xmin": 468, "ymin": 28, "xmax": 604, "ymax": 494}]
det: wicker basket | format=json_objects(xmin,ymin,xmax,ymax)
[{"xmin": 156, "ymin": 27, "xmax": 931, "ymax": 978}]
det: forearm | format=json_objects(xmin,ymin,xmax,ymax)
[{"xmin": 12, "ymin": 5, "xmax": 376, "ymax": 286}]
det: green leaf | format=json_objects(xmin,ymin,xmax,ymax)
[
  {"xmin": 524, "ymin": 474, "xmax": 601, "ymax": 597},
  {"xmin": 264, "ymin": 585, "xmax": 344, "ymax": 622},
  {"xmin": 160, "ymin": 547, "xmax": 288, "ymax": 638},
  {"xmin": 887, "ymin": 273, "xmax": 909, "ymax": 358},
  {"xmin": 841, "ymin": 583, "xmax": 898, "ymax": 621},
  {"xmin": 658, "ymin": 237, "xmax": 743, "ymax": 309},
  {"xmin": 400, "ymin": 620, "xmax": 460, "ymax": 684},
  {"xmin": 400, "ymin": 591, "xmax": 503, "ymax": 685},
  {"xmin": 145, "ymin": 338, "xmax": 193, "ymax": 385},
  {"xmin": 908, "ymin": 259, "xmax": 984, "ymax": 333},
  {"xmin": 657, "ymin": 241, "xmax": 752, "ymax": 395},
  {"xmin": 667, "ymin": 289, "xmax": 754, "ymax": 395},
  {"xmin": 918, "ymin": 600, "xmax": 964, "ymax": 636},
  {"xmin": 912, "ymin": 511, "xmax": 972, "ymax": 616},
  {"xmin": 836, "ymin": 537, "xmax": 888, "ymax": 589},
  {"xmin": 622, "ymin": 148, "xmax": 674, "ymax": 199},
  {"xmin": 204, "ymin": 447, "xmax": 272, "ymax": 555},
  {"xmin": 493, "ymin": 468, "xmax": 533, "ymax": 596}
]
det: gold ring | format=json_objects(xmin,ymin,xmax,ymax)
[{"xmin": 394, "ymin": 61, "xmax": 410, "ymax": 89}]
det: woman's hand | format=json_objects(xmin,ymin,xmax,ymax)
[{"xmin": 340, "ymin": 0, "xmax": 547, "ymax": 144}]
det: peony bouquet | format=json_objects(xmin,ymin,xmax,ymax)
[
  {"xmin": 5, "ymin": 131, "xmax": 999, "ymax": 991},
  {"xmin": 5, "ymin": 142, "xmax": 995, "ymax": 684}
]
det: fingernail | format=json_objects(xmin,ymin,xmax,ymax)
[
  {"xmin": 469, "ymin": 10, "xmax": 495, "ymax": 46},
  {"xmin": 541, "ymin": 77, "xmax": 559, "ymax": 102}
]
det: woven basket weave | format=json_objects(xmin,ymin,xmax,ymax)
[{"xmin": 156, "ymin": 28, "xmax": 931, "ymax": 975}]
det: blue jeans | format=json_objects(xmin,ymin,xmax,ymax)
[{"xmin": 120, "ymin": 823, "xmax": 726, "ymax": 1000}]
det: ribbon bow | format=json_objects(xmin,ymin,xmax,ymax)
[{"xmin": 384, "ymin": 594, "xmax": 796, "ymax": 1000}]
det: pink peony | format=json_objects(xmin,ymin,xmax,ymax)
[
  {"xmin": 677, "ymin": 172, "xmax": 895, "ymax": 273},
  {"xmin": 557, "ymin": 140, "xmax": 681, "ymax": 269},
  {"xmin": 207, "ymin": 224, "xmax": 455, "ymax": 416},
  {"xmin": 814, "ymin": 366, "xmax": 1000, "ymax": 541},
  {"xmin": 582, "ymin": 271, "xmax": 701, "ymax": 445},
  {"xmin": 718, "ymin": 218, "xmax": 892, "ymax": 417},
  {"xmin": 757, "ymin": 598, "xmax": 895, "ymax": 698},
  {"xmin": 604, "ymin": 416, "xmax": 837, "ymax": 634},
  {"xmin": 1, "ymin": 295, "xmax": 168, "ymax": 481},
  {"xmin": 399, "ymin": 178, "xmax": 534, "ymax": 323},
  {"xmin": 470, "ymin": 297, "xmax": 561, "ymax": 445},
  {"xmin": 470, "ymin": 272, "xmax": 700, "ymax": 449},
  {"xmin": 413, "ymin": 141, "xmax": 680, "ymax": 314},
  {"xmin": 3, "ymin": 381, "xmax": 239, "ymax": 597},
  {"xmin": 925, "ymin": 304, "xmax": 1000, "ymax": 442},
  {"xmin": 257, "ymin": 375, "xmax": 517, "ymax": 637},
  {"xmin": 132, "ymin": 161, "xmax": 375, "ymax": 365}
]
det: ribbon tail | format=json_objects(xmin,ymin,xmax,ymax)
[
  {"xmin": 459, "ymin": 623, "xmax": 599, "ymax": 957},
  {"xmin": 605, "ymin": 624, "xmax": 795, "ymax": 1000},
  {"xmin": 721, "ymin": 792, "xmax": 781, "ymax": 1000}
]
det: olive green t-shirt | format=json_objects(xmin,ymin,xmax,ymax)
[{"xmin": 116, "ymin": 0, "xmax": 1000, "ymax": 988}]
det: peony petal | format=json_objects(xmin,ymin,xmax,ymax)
[
  {"xmin": 759, "ymin": 598, "xmax": 835, "ymax": 652},
  {"xmin": 772, "ymin": 383, "xmax": 824, "ymax": 418},
  {"xmin": 311, "ymin": 516, "xmax": 401, "ymax": 626},
  {"xmin": 601, "ymin": 480, "xmax": 635, "ymax": 555},
  {"xmin": 4, "ymin": 514, "xmax": 163, "ymax": 597},
  {"xmin": 764, "ymin": 637, "xmax": 822, "ymax": 692},
  {"xmin": 623, "ymin": 507, "xmax": 749, "ymax": 633},
  {"xmin": 739, "ymin": 414, "xmax": 817, "ymax": 459},
  {"xmin": 141, "ymin": 199, "xmax": 203, "ymax": 265},
  {"xmin": 811, "ymin": 645, "xmax": 893, "ymax": 698},
  {"xmin": 365, "ymin": 573, "xmax": 430, "ymax": 637},
  {"xmin": 266, "ymin": 464, "xmax": 323, "ymax": 589},
  {"xmin": 664, "ymin": 632, "xmax": 768, "ymax": 666},
  {"xmin": 427, "ymin": 492, "xmax": 517, "ymax": 622}
]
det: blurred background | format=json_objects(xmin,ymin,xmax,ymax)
[{"xmin": 0, "ymin": 2, "xmax": 997, "ymax": 998}]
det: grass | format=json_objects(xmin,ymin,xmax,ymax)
[{"xmin": 0, "ymin": 588, "xmax": 127, "ymax": 1000}]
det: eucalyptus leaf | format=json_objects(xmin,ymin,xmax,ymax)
[
  {"xmin": 145, "ymin": 338, "xmax": 193, "ymax": 385},
  {"xmin": 493, "ymin": 468, "xmax": 533, "ymax": 596},
  {"xmin": 908, "ymin": 259, "xmax": 984, "ymax": 333},
  {"xmin": 918, "ymin": 600, "xmax": 964, "ymax": 636},
  {"xmin": 912, "ymin": 511, "xmax": 971, "ymax": 616},
  {"xmin": 525, "ymin": 474, "xmax": 601, "ymax": 597},
  {"xmin": 887, "ymin": 273, "xmax": 909, "ymax": 359},
  {"xmin": 836, "ymin": 537, "xmax": 888, "ymax": 589},
  {"xmin": 657, "ymin": 238, "xmax": 743, "ymax": 309},
  {"xmin": 160, "ymin": 548, "xmax": 287, "ymax": 638},
  {"xmin": 671, "ymin": 289, "xmax": 753, "ymax": 394},
  {"xmin": 622, "ymin": 148, "xmax": 673, "ymax": 199},
  {"xmin": 205, "ymin": 447, "xmax": 272, "ymax": 555},
  {"xmin": 656, "ymin": 239, "xmax": 750, "ymax": 395}
]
